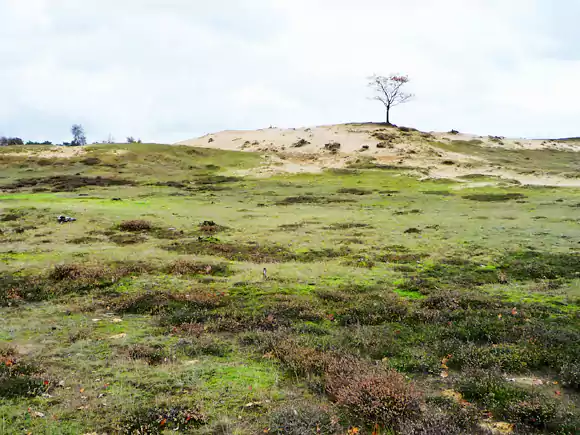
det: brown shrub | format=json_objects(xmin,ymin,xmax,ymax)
[
  {"xmin": 127, "ymin": 344, "xmax": 167, "ymax": 365},
  {"xmin": 266, "ymin": 296, "xmax": 324, "ymax": 323},
  {"xmin": 166, "ymin": 259, "xmax": 228, "ymax": 276},
  {"xmin": 109, "ymin": 292, "xmax": 174, "ymax": 315},
  {"xmin": 270, "ymin": 402, "xmax": 343, "ymax": 435},
  {"xmin": 109, "ymin": 233, "xmax": 147, "ymax": 245},
  {"xmin": 1, "ymin": 175, "xmax": 134, "ymax": 192},
  {"xmin": 49, "ymin": 264, "xmax": 109, "ymax": 282},
  {"xmin": 336, "ymin": 294, "xmax": 409, "ymax": 325},
  {"xmin": 119, "ymin": 220, "xmax": 153, "ymax": 232},
  {"xmin": 324, "ymin": 142, "xmax": 341, "ymax": 152},
  {"xmin": 49, "ymin": 262, "xmax": 150, "ymax": 283},
  {"xmin": 272, "ymin": 340, "xmax": 329, "ymax": 377},
  {"xmin": 325, "ymin": 358, "xmax": 421, "ymax": 429},
  {"xmin": 164, "ymin": 239, "xmax": 297, "ymax": 263}
]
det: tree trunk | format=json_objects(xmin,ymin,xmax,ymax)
[{"xmin": 386, "ymin": 106, "xmax": 390, "ymax": 125}]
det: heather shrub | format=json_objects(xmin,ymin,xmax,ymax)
[
  {"xmin": 270, "ymin": 402, "xmax": 342, "ymax": 434},
  {"xmin": 166, "ymin": 259, "xmax": 228, "ymax": 276},
  {"xmin": 504, "ymin": 398, "xmax": 557, "ymax": 429},
  {"xmin": 457, "ymin": 368, "xmax": 527, "ymax": 410},
  {"xmin": 325, "ymin": 357, "xmax": 421, "ymax": 429},
  {"xmin": 272, "ymin": 340, "xmax": 328, "ymax": 377},
  {"xmin": 127, "ymin": 344, "xmax": 167, "ymax": 365},
  {"xmin": 560, "ymin": 361, "xmax": 580, "ymax": 390},
  {"xmin": 336, "ymin": 294, "xmax": 408, "ymax": 325},
  {"xmin": 0, "ymin": 353, "xmax": 46, "ymax": 398},
  {"xmin": 119, "ymin": 219, "xmax": 153, "ymax": 232}
]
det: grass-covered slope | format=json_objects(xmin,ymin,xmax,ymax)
[{"xmin": 0, "ymin": 144, "xmax": 579, "ymax": 434}]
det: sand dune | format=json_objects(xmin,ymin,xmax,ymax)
[{"xmin": 177, "ymin": 123, "xmax": 580, "ymax": 185}]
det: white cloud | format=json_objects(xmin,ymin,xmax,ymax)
[{"xmin": 0, "ymin": 0, "xmax": 578, "ymax": 143}]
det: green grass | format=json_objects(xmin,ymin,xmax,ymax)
[
  {"xmin": 432, "ymin": 139, "xmax": 580, "ymax": 175},
  {"xmin": 1, "ymin": 143, "xmax": 580, "ymax": 433}
]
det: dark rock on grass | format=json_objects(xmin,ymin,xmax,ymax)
[
  {"xmin": 57, "ymin": 215, "xmax": 76, "ymax": 223},
  {"xmin": 404, "ymin": 228, "xmax": 422, "ymax": 234}
]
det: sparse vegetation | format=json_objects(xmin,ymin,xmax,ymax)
[
  {"xmin": 324, "ymin": 142, "xmax": 341, "ymax": 153},
  {"xmin": 1, "ymin": 141, "xmax": 579, "ymax": 434}
]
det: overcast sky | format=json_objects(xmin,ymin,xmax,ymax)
[{"xmin": 1, "ymin": 0, "xmax": 579, "ymax": 143}]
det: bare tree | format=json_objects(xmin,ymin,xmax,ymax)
[
  {"xmin": 71, "ymin": 124, "xmax": 87, "ymax": 146},
  {"xmin": 127, "ymin": 136, "xmax": 136, "ymax": 143},
  {"xmin": 368, "ymin": 74, "xmax": 414, "ymax": 125}
]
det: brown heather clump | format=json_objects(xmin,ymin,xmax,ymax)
[
  {"xmin": 325, "ymin": 357, "xmax": 421, "ymax": 429},
  {"xmin": 271, "ymin": 340, "xmax": 329, "ymax": 377},
  {"xmin": 49, "ymin": 262, "xmax": 151, "ymax": 283},
  {"xmin": 118, "ymin": 219, "xmax": 153, "ymax": 232},
  {"xmin": 165, "ymin": 259, "xmax": 228, "ymax": 276},
  {"xmin": 49, "ymin": 263, "xmax": 110, "ymax": 282}
]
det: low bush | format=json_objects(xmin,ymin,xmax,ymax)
[
  {"xmin": 401, "ymin": 397, "xmax": 490, "ymax": 434},
  {"xmin": 457, "ymin": 368, "xmax": 528, "ymax": 411},
  {"xmin": 127, "ymin": 344, "xmax": 167, "ymax": 365},
  {"xmin": 326, "ymin": 358, "xmax": 421, "ymax": 429},
  {"xmin": 336, "ymin": 294, "xmax": 408, "ymax": 325},
  {"xmin": 560, "ymin": 361, "xmax": 580, "ymax": 389},
  {"xmin": 270, "ymin": 402, "xmax": 342, "ymax": 435},
  {"xmin": 337, "ymin": 188, "xmax": 372, "ymax": 195},
  {"xmin": 117, "ymin": 404, "xmax": 207, "ymax": 434},
  {"xmin": 119, "ymin": 220, "xmax": 153, "ymax": 232},
  {"xmin": 175, "ymin": 337, "xmax": 231, "ymax": 357},
  {"xmin": 292, "ymin": 139, "xmax": 311, "ymax": 148},
  {"xmin": 324, "ymin": 142, "xmax": 341, "ymax": 152},
  {"xmin": 463, "ymin": 193, "xmax": 526, "ymax": 202},
  {"xmin": 0, "ymin": 353, "xmax": 46, "ymax": 398},
  {"xmin": 504, "ymin": 398, "xmax": 558, "ymax": 429},
  {"xmin": 271, "ymin": 340, "xmax": 329, "ymax": 377},
  {"xmin": 166, "ymin": 259, "xmax": 229, "ymax": 276}
]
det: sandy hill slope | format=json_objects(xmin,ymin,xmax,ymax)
[{"xmin": 177, "ymin": 123, "xmax": 580, "ymax": 186}]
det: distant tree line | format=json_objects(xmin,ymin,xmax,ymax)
[
  {"xmin": 0, "ymin": 137, "xmax": 24, "ymax": 146},
  {"xmin": 0, "ymin": 137, "xmax": 53, "ymax": 146},
  {"xmin": 3, "ymin": 123, "xmax": 142, "ymax": 147}
]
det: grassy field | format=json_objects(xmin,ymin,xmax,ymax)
[{"xmin": 1, "ymin": 143, "xmax": 580, "ymax": 434}]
